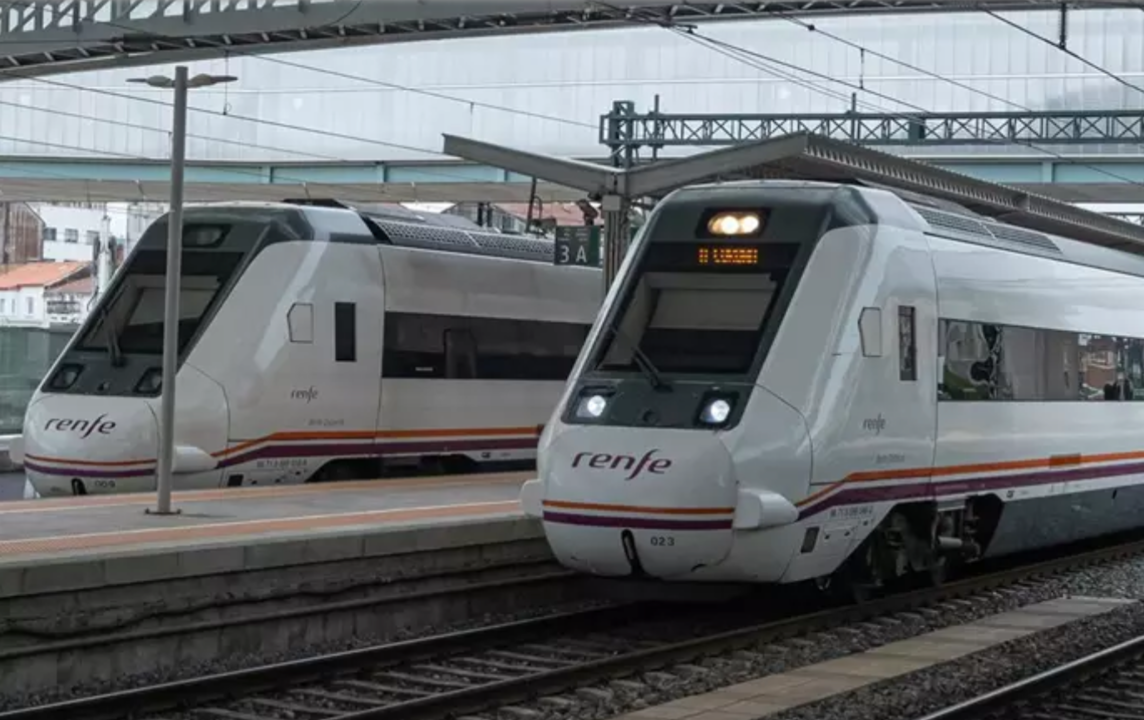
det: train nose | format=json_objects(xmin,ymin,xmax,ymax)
[
  {"xmin": 538, "ymin": 428, "xmax": 739, "ymax": 578},
  {"xmin": 22, "ymin": 396, "xmax": 159, "ymax": 495}
]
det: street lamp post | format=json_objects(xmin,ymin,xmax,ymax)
[{"xmin": 129, "ymin": 66, "xmax": 236, "ymax": 516}]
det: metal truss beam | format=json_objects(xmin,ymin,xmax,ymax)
[
  {"xmin": 1110, "ymin": 213, "xmax": 1144, "ymax": 226},
  {"xmin": 0, "ymin": 1, "xmax": 1132, "ymax": 81},
  {"xmin": 601, "ymin": 108, "xmax": 1144, "ymax": 153}
]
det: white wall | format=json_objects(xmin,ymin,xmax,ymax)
[
  {"xmin": 0, "ymin": 286, "xmax": 46, "ymax": 328},
  {"xmin": 30, "ymin": 201, "xmax": 166, "ymax": 261},
  {"xmin": 33, "ymin": 204, "xmax": 106, "ymax": 262}
]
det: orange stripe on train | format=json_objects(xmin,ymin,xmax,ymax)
[{"xmin": 796, "ymin": 449, "xmax": 1144, "ymax": 508}]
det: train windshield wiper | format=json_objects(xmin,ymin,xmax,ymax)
[
  {"xmin": 604, "ymin": 323, "xmax": 670, "ymax": 391},
  {"xmin": 101, "ymin": 308, "xmax": 124, "ymax": 367}
]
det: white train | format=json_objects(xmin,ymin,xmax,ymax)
[
  {"xmin": 520, "ymin": 179, "xmax": 1144, "ymax": 597},
  {"xmin": 12, "ymin": 200, "xmax": 601, "ymax": 496}
]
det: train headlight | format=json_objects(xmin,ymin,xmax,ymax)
[
  {"xmin": 585, "ymin": 395, "xmax": 608, "ymax": 417},
  {"xmin": 697, "ymin": 393, "xmax": 737, "ymax": 428},
  {"xmin": 573, "ymin": 388, "xmax": 614, "ymax": 421},
  {"xmin": 707, "ymin": 212, "xmax": 762, "ymax": 236},
  {"xmin": 134, "ymin": 368, "xmax": 163, "ymax": 395},
  {"xmin": 703, "ymin": 399, "xmax": 732, "ymax": 424}
]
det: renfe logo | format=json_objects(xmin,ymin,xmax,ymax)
[
  {"xmin": 44, "ymin": 414, "xmax": 116, "ymax": 438},
  {"xmin": 291, "ymin": 386, "xmax": 319, "ymax": 403},
  {"xmin": 571, "ymin": 449, "xmax": 673, "ymax": 481}
]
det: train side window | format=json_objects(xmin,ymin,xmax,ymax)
[
  {"xmin": 1125, "ymin": 337, "xmax": 1144, "ymax": 400},
  {"xmin": 940, "ymin": 320, "xmax": 1000, "ymax": 400},
  {"xmin": 1079, "ymin": 333, "xmax": 1133, "ymax": 401},
  {"xmin": 334, "ymin": 302, "xmax": 356, "ymax": 363},
  {"xmin": 1041, "ymin": 330, "xmax": 1079, "ymax": 401},
  {"xmin": 444, "ymin": 328, "xmax": 478, "ymax": 379},
  {"xmin": 897, "ymin": 305, "xmax": 916, "ymax": 382},
  {"xmin": 287, "ymin": 303, "xmax": 313, "ymax": 344}
]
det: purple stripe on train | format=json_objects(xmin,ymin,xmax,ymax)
[
  {"xmin": 22, "ymin": 460, "xmax": 156, "ymax": 479},
  {"xmin": 217, "ymin": 437, "xmax": 537, "ymax": 468},
  {"xmin": 542, "ymin": 511, "xmax": 733, "ymax": 531},
  {"xmin": 797, "ymin": 458, "xmax": 1144, "ymax": 521},
  {"xmin": 24, "ymin": 437, "xmax": 539, "ymax": 479}
]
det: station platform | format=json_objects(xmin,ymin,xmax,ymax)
[{"xmin": 0, "ymin": 471, "xmax": 536, "ymax": 601}]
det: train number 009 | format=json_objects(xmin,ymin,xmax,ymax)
[{"xmin": 649, "ymin": 536, "xmax": 675, "ymax": 547}]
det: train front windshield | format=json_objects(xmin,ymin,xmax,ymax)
[
  {"xmin": 76, "ymin": 226, "xmax": 245, "ymax": 358},
  {"xmin": 40, "ymin": 208, "xmax": 306, "ymax": 398},
  {"xmin": 588, "ymin": 199, "xmax": 814, "ymax": 380}
]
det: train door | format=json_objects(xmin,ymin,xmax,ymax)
[{"xmin": 220, "ymin": 241, "xmax": 385, "ymax": 487}]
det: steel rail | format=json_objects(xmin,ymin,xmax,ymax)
[{"xmin": 912, "ymin": 632, "xmax": 1144, "ymax": 720}]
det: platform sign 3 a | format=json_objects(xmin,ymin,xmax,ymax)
[{"xmin": 554, "ymin": 225, "xmax": 602, "ymax": 267}]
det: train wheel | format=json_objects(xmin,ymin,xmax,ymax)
[
  {"xmin": 925, "ymin": 555, "xmax": 949, "ymax": 588},
  {"xmin": 815, "ymin": 553, "xmax": 879, "ymax": 605}
]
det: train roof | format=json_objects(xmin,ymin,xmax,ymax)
[{"xmin": 176, "ymin": 198, "xmax": 574, "ymax": 266}]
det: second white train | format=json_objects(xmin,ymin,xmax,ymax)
[{"xmin": 13, "ymin": 200, "xmax": 601, "ymax": 496}]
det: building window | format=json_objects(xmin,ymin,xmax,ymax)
[
  {"xmin": 64, "ymin": 229, "xmax": 78, "ymax": 244},
  {"xmin": 43, "ymin": 227, "xmax": 57, "ymax": 242},
  {"xmin": 26, "ymin": 297, "xmax": 33, "ymax": 315},
  {"xmin": 86, "ymin": 231, "xmax": 100, "ymax": 245}
]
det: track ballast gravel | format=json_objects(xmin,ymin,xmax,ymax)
[
  {"xmin": 9, "ymin": 556, "xmax": 1144, "ymax": 719},
  {"xmin": 765, "ymin": 598, "xmax": 1144, "ymax": 720},
  {"xmin": 452, "ymin": 559, "xmax": 1144, "ymax": 720}
]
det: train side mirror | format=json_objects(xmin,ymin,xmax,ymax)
[{"xmin": 858, "ymin": 307, "xmax": 883, "ymax": 358}]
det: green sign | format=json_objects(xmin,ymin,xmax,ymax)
[{"xmin": 554, "ymin": 225, "xmax": 602, "ymax": 267}]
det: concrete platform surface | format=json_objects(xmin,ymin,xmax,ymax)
[
  {"xmin": 611, "ymin": 595, "xmax": 1137, "ymax": 720},
  {"xmin": 0, "ymin": 472, "xmax": 536, "ymax": 599}
]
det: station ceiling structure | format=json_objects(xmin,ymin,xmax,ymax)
[
  {"xmin": 0, "ymin": 0, "xmax": 1133, "ymax": 80},
  {"xmin": 443, "ymin": 131, "xmax": 1144, "ymax": 253}
]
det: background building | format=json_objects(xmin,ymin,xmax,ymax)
[
  {"xmin": 0, "ymin": 261, "xmax": 91, "ymax": 330},
  {"xmin": 444, "ymin": 202, "xmax": 589, "ymax": 235},
  {"xmin": 0, "ymin": 203, "xmax": 44, "ymax": 266}
]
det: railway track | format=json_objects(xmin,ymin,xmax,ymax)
[
  {"xmin": 8, "ymin": 535, "xmax": 1144, "ymax": 720},
  {"xmin": 915, "ymin": 628, "xmax": 1144, "ymax": 720},
  {"xmin": 0, "ymin": 560, "xmax": 583, "ymax": 708}
]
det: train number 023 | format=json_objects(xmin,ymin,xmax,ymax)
[{"xmin": 649, "ymin": 536, "xmax": 675, "ymax": 547}]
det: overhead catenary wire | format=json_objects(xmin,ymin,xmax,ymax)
[
  {"xmin": 982, "ymin": 6, "xmax": 1144, "ymax": 100},
  {"xmin": 0, "ymin": 1, "xmax": 575, "ymax": 187},
  {"xmin": 6, "ymin": 1, "xmax": 1144, "ymax": 200},
  {"xmin": 0, "ymin": 0, "xmax": 595, "ymax": 131},
  {"xmin": 607, "ymin": 4, "xmax": 1144, "ymax": 192},
  {"xmin": 763, "ymin": 6, "xmax": 1144, "ymax": 161},
  {"xmin": 0, "ymin": 68, "xmax": 591, "ymax": 188},
  {"xmin": 0, "ymin": 96, "xmax": 348, "ymax": 162}
]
